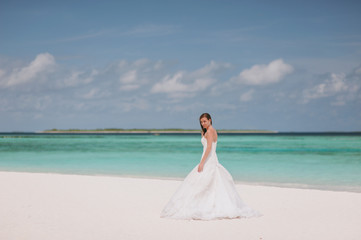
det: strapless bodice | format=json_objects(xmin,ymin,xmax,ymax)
[
  {"xmin": 201, "ymin": 136, "xmax": 217, "ymax": 144},
  {"xmin": 201, "ymin": 136, "xmax": 217, "ymax": 152}
]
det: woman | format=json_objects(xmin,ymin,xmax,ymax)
[{"xmin": 160, "ymin": 113, "xmax": 261, "ymax": 220}]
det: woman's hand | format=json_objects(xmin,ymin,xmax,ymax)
[{"xmin": 198, "ymin": 163, "xmax": 204, "ymax": 172}]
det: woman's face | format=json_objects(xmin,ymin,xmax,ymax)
[{"xmin": 200, "ymin": 117, "xmax": 211, "ymax": 129}]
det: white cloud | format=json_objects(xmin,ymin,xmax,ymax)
[
  {"xmin": 112, "ymin": 59, "xmax": 168, "ymax": 92},
  {"xmin": 232, "ymin": 59, "xmax": 293, "ymax": 85},
  {"xmin": 1, "ymin": 52, "xmax": 360, "ymax": 131},
  {"xmin": 303, "ymin": 73, "xmax": 348, "ymax": 99},
  {"xmin": 151, "ymin": 71, "xmax": 214, "ymax": 96},
  {"xmin": 302, "ymin": 72, "xmax": 360, "ymax": 105},
  {"xmin": 191, "ymin": 61, "xmax": 231, "ymax": 77},
  {"xmin": 117, "ymin": 62, "xmax": 156, "ymax": 91},
  {"xmin": 61, "ymin": 69, "xmax": 98, "ymax": 88},
  {"xmin": 0, "ymin": 53, "xmax": 55, "ymax": 87},
  {"xmin": 303, "ymin": 73, "xmax": 344, "ymax": 102},
  {"xmin": 81, "ymin": 88, "xmax": 111, "ymax": 99},
  {"xmin": 151, "ymin": 72, "xmax": 187, "ymax": 93},
  {"xmin": 240, "ymin": 89, "xmax": 254, "ymax": 102},
  {"xmin": 150, "ymin": 61, "xmax": 229, "ymax": 98},
  {"xmin": 132, "ymin": 59, "xmax": 149, "ymax": 67},
  {"xmin": 120, "ymin": 70, "xmax": 137, "ymax": 83}
]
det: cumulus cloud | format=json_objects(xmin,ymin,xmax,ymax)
[
  {"xmin": 116, "ymin": 60, "xmax": 156, "ymax": 91},
  {"xmin": 2, "ymin": 52, "xmax": 359, "ymax": 130},
  {"xmin": 150, "ymin": 61, "xmax": 230, "ymax": 98},
  {"xmin": 302, "ymin": 70, "xmax": 360, "ymax": 105},
  {"xmin": 190, "ymin": 60, "xmax": 232, "ymax": 77},
  {"xmin": 303, "ymin": 73, "xmax": 348, "ymax": 99},
  {"xmin": 120, "ymin": 70, "xmax": 137, "ymax": 83},
  {"xmin": 152, "ymin": 72, "xmax": 185, "ymax": 92},
  {"xmin": 151, "ymin": 72, "xmax": 214, "ymax": 97},
  {"xmin": 108, "ymin": 58, "xmax": 166, "ymax": 92},
  {"xmin": 119, "ymin": 70, "xmax": 140, "ymax": 91},
  {"xmin": 231, "ymin": 59, "xmax": 293, "ymax": 85},
  {"xmin": 61, "ymin": 69, "xmax": 98, "ymax": 88},
  {"xmin": 1, "ymin": 51, "xmax": 361, "ymax": 132},
  {"xmin": 0, "ymin": 53, "xmax": 55, "ymax": 88},
  {"xmin": 80, "ymin": 88, "xmax": 111, "ymax": 99}
]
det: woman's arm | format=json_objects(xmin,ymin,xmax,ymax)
[{"xmin": 198, "ymin": 132, "xmax": 213, "ymax": 172}]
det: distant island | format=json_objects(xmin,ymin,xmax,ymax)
[{"xmin": 41, "ymin": 128, "xmax": 277, "ymax": 134}]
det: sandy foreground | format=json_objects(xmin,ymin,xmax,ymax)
[{"xmin": 1, "ymin": 171, "xmax": 361, "ymax": 240}]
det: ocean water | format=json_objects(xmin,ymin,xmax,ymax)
[{"xmin": 1, "ymin": 133, "xmax": 361, "ymax": 192}]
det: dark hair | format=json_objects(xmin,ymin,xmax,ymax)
[{"xmin": 199, "ymin": 113, "xmax": 212, "ymax": 135}]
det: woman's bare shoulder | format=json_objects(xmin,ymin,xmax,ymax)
[{"xmin": 209, "ymin": 127, "xmax": 217, "ymax": 141}]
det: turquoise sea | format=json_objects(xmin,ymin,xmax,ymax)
[{"xmin": 1, "ymin": 133, "xmax": 361, "ymax": 192}]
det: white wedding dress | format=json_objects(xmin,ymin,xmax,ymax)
[{"xmin": 160, "ymin": 136, "xmax": 261, "ymax": 220}]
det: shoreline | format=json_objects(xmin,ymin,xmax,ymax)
[
  {"xmin": 1, "ymin": 170, "xmax": 360, "ymax": 193},
  {"xmin": 1, "ymin": 171, "xmax": 361, "ymax": 240}
]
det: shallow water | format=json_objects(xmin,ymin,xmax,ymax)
[{"xmin": 1, "ymin": 133, "xmax": 360, "ymax": 192}]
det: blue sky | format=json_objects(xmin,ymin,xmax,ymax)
[{"xmin": 0, "ymin": 0, "xmax": 360, "ymax": 131}]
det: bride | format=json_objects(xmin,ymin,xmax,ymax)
[{"xmin": 160, "ymin": 113, "xmax": 261, "ymax": 220}]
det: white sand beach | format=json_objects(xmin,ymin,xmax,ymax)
[{"xmin": 1, "ymin": 171, "xmax": 361, "ymax": 240}]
